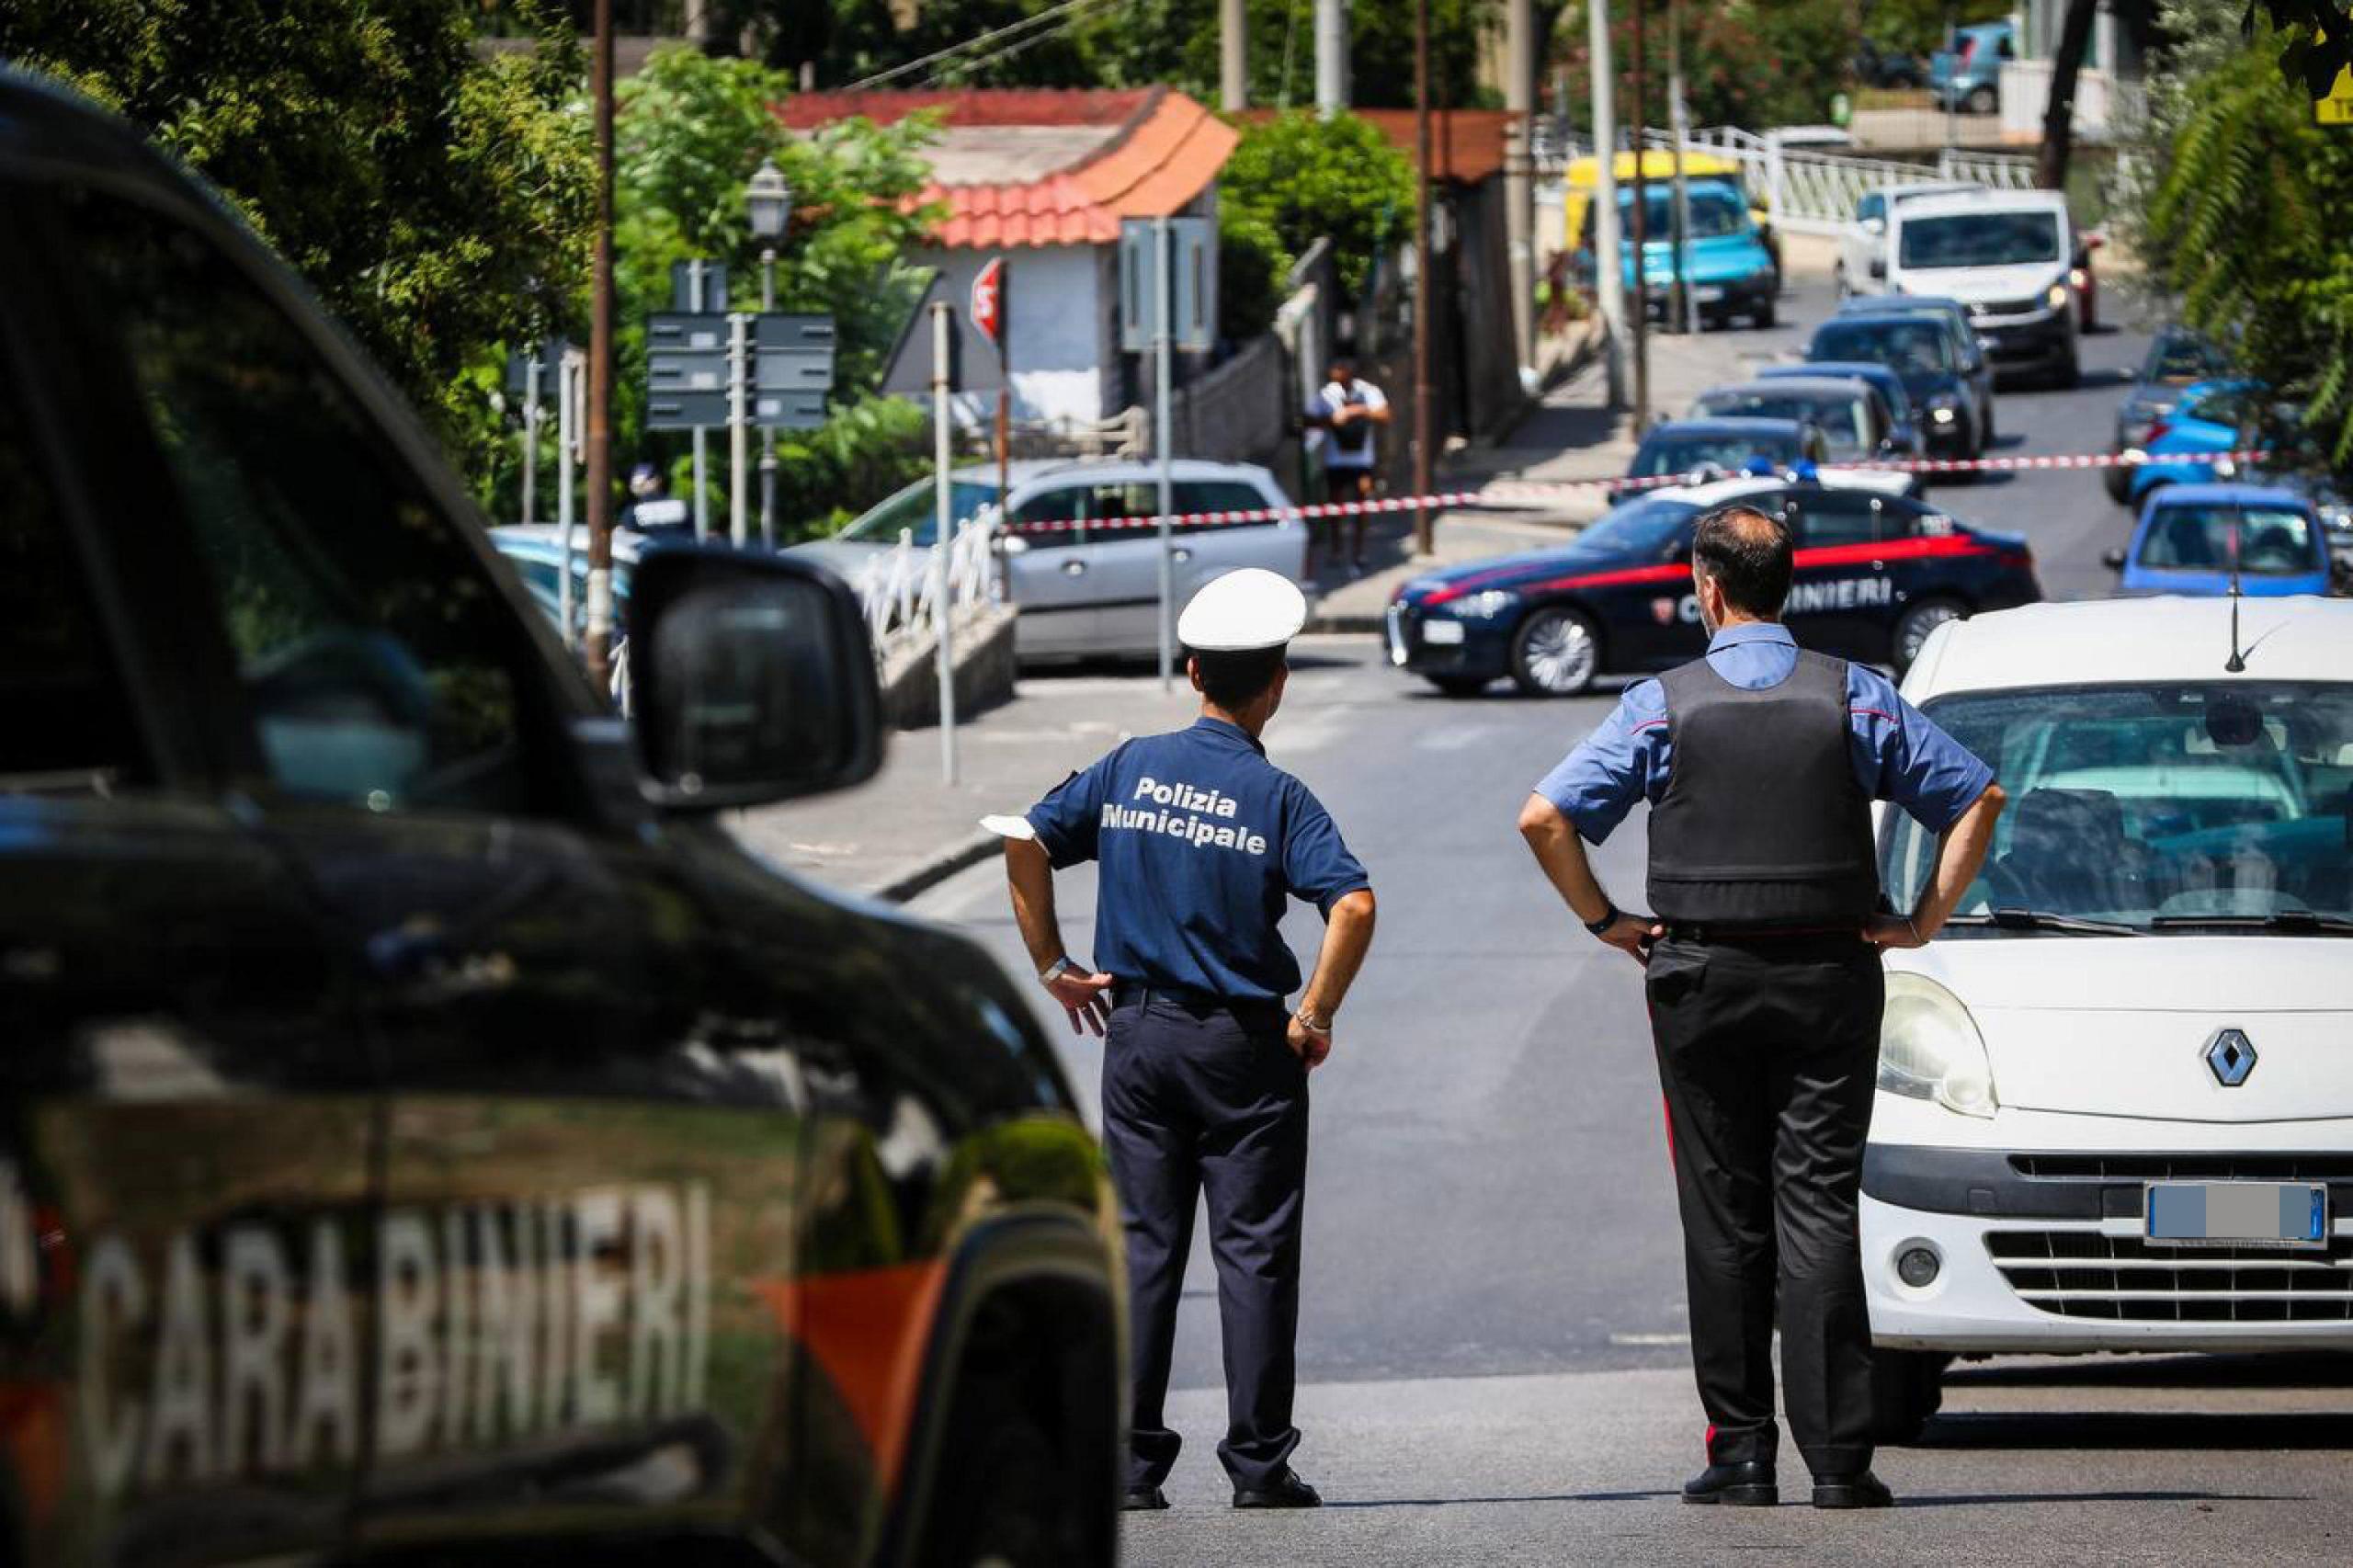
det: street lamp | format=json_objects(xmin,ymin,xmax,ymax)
[{"xmin": 748, "ymin": 159, "xmax": 790, "ymax": 550}]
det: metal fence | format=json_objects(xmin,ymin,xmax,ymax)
[
  {"xmin": 1531, "ymin": 122, "xmax": 2037, "ymax": 238},
  {"xmin": 848, "ymin": 513, "xmax": 999, "ymax": 663}
]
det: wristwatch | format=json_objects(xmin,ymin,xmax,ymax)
[
  {"xmin": 1584, "ymin": 903, "xmax": 1621, "ymax": 936},
  {"xmin": 1039, "ymin": 956, "xmax": 1076, "ymax": 984}
]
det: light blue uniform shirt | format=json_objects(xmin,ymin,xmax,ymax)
[{"xmin": 1534, "ymin": 622, "xmax": 1995, "ymax": 845}]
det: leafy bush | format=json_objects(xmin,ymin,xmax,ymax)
[
  {"xmin": 1220, "ymin": 110, "xmax": 1415, "ymax": 306},
  {"xmin": 1220, "ymin": 212, "xmax": 1290, "ymax": 339}
]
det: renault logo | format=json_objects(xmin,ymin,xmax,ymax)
[{"xmin": 2206, "ymin": 1028, "xmax": 2257, "ymax": 1087}]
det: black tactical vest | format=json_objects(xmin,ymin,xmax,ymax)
[{"xmin": 1645, "ymin": 646, "xmax": 1881, "ymax": 926}]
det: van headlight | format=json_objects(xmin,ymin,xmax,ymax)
[
  {"xmin": 1879, "ymin": 971, "xmax": 1997, "ymax": 1118},
  {"xmin": 2044, "ymin": 281, "xmax": 2070, "ymax": 311}
]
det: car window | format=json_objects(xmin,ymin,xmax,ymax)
[
  {"xmin": 841, "ymin": 478, "xmax": 996, "ymax": 547},
  {"xmin": 63, "ymin": 187, "xmax": 557, "ymax": 816},
  {"xmin": 1897, "ymin": 211, "xmax": 2062, "ymax": 269},
  {"xmin": 0, "ymin": 372, "xmax": 147, "ymax": 790},
  {"xmin": 2141, "ymin": 506, "xmax": 2317, "ymax": 574},
  {"xmin": 1175, "ymin": 479, "xmax": 1278, "ymax": 537},
  {"xmin": 1006, "ymin": 483, "xmax": 1086, "ymax": 549},
  {"xmin": 1857, "ymin": 193, "xmax": 1884, "ymax": 223},
  {"xmin": 1792, "ymin": 492, "xmax": 1881, "ymax": 548},
  {"xmin": 2145, "ymin": 330, "xmax": 2229, "ymax": 384}
]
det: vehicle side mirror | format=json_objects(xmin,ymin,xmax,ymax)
[
  {"xmin": 999, "ymin": 532, "xmax": 1030, "ymax": 555},
  {"xmin": 1868, "ymin": 256, "xmax": 1887, "ymax": 279},
  {"xmin": 628, "ymin": 546, "xmax": 882, "ymax": 811},
  {"xmin": 2101, "ymin": 547, "xmax": 2127, "ymax": 571}
]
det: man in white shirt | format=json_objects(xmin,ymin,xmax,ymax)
[{"xmin": 1302, "ymin": 357, "xmax": 1390, "ymax": 574}]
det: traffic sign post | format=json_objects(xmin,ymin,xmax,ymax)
[
  {"xmin": 671, "ymin": 261, "xmax": 726, "ymax": 539},
  {"xmin": 972, "ymin": 256, "xmax": 1010, "ymax": 546},
  {"xmin": 645, "ymin": 309, "xmax": 835, "ymax": 542},
  {"xmin": 505, "ymin": 339, "xmax": 567, "ymax": 527},
  {"xmin": 1119, "ymin": 217, "xmax": 1214, "ymax": 688}
]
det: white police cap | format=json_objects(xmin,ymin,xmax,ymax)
[{"xmin": 1176, "ymin": 568, "xmax": 1307, "ymax": 653}]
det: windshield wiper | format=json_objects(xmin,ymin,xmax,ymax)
[
  {"xmin": 2147, "ymin": 911, "xmax": 2353, "ymax": 936},
  {"xmin": 1945, "ymin": 909, "xmax": 2145, "ymax": 936}
]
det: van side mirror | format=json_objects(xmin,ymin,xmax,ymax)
[
  {"xmin": 1862, "ymin": 217, "xmax": 1885, "ymax": 236},
  {"xmin": 1868, "ymin": 256, "xmax": 1887, "ymax": 280},
  {"xmin": 628, "ymin": 546, "xmax": 882, "ymax": 811}
]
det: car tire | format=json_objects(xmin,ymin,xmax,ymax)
[
  {"xmin": 2052, "ymin": 350, "xmax": 2081, "ymax": 391},
  {"xmin": 1870, "ymin": 1349, "xmax": 1950, "ymax": 1444},
  {"xmin": 1967, "ymin": 84, "xmax": 1996, "ymax": 114},
  {"xmin": 1427, "ymin": 674, "xmax": 1491, "ymax": 698},
  {"xmin": 919, "ymin": 1361, "xmax": 1099, "ymax": 1568},
  {"xmin": 1893, "ymin": 597, "xmax": 1966, "ymax": 671},
  {"xmin": 1508, "ymin": 606, "xmax": 1602, "ymax": 697},
  {"xmin": 1752, "ymin": 297, "xmax": 1777, "ymax": 329},
  {"xmin": 2104, "ymin": 462, "xmax": 2131, "ymax": 504}
]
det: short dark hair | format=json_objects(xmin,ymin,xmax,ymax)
[
  {"xmin": 1189, "ymin": 644, "xmax": 1287, "ymax": 707},
  {"xmin": 1327, "ymin": 357, "xmax": 1354, "ymax": 379},
  {"xmin": 1691, "ymin": 504, "xmax": 1792, "ymax": 617}
]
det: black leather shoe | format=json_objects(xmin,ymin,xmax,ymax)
[
  {"xmin": 1233, "ymin": 1469, "xmax": 1322, "ymax": 1508},
  {"xmin": 1812, "ymin": 1471, "xmax": 1894, "ymax": 1509},
  {"xmin": 1682, "ymin": 1460, "xmax": 1779, "ymax": 1506},
  {"xmin": 1123, "ymin": 1485, "xmax": 1169, "ymax": 1511}
]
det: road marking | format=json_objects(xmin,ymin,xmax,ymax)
[
  {"xmin": 1608, "ymin": 1332, "xmax": 1691, "ymax": 1347},
  {"xmin": 1416, "ymin": 725, "xmax": 1496, "ymax": 752}
]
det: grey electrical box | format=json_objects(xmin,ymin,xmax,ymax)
[{"xmin": 1119, "ymin": 216, "xmax": 1214, "ymax": 354}]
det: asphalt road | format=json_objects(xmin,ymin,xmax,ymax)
[{"xmin": 906, "ymin": 287, "xmax": 2353, "ymax": 1562}]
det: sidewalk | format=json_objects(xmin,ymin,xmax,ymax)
[{"xmin": 727, "ymin": 669, "xmax": 1199, "ymax": 902}]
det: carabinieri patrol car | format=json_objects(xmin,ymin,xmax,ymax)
[
  {"xmin": 1388, "ymin": 472, "xmax": 2041, "ymax": 696},
  {"xmin": 0, "ymin": 69, "xmax": 1120, "ymax": 1565}
]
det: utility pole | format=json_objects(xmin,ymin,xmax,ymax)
[
  {"xmin": 519, "ymin": 351, "xmax": 540, "ymax": 527},
  {"xmin": 1221, "ymin": 0, "xmax": 1247, "ymax": 111},
  {"xmin": 728, "ymin": 311, "xmax": 750, "ymax": 548},
  {"xmin": 1154, "ymin": 217, "xmax": 1177, "ymax": 690},
  {"xmin": 585, "ymin": 0, "xmax": 616, "ymax": 690},
  {"xmin": 1315, "ymin": 0, "xmax": 1349, "ymax": 117},
  {"xmin": 930, "ymin": 303, "xmax": 958, "ymax": 784},
  {"xmin": 1668, "ymin": 0, "xmax": 1691, "ymax": 335},
  {"xmin": 1504, "ymin": 0, "xmax": 1536, "ymax": 370},
  {"xmin": 1412, "ymin": 0, "xmax": 1435, "ymax": 555},
  {"xmin": 1587, "ymin": 0, "xmax": 1625, "ymax": 409},
  {"xmin": 1629, "ymin": 0, "xmax": 1651, "ymax": 435}
]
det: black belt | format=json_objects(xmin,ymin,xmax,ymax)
[
  {"xmin": 1661, "ymin": 923, "xmax": 1867, "ymax": 946},
  {"xmin": 1113, "ymin": 982, "xmax": 1286, "ymax": 1017}
]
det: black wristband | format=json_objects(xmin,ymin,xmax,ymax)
[{"xmin": 1584, "ymin": 903, "xmax": 1620, "ymax": 936}]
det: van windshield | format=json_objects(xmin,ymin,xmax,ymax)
[
  {"xmin": 1880, "ymin": 683, "xmax": 2353, "ymax": 930},
  {"xmin": 1627, "ymin": 186, "xmax": 1749, "ymax": 239},
  {"xmin": 1897, "ymin": 210, "xmax": 2062, "ymax": 269}
]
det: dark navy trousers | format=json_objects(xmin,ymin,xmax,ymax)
[{"xmin": 1101, "ymin": 987, "xmax": 1309, "ymax": 1491}]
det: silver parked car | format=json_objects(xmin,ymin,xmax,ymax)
[{"xmin": 792, "ymin": 458, "xmax": 1308, "ymax": 662}]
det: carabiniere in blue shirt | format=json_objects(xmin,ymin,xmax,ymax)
[
  {"xmin": 1535, "ymin": 622, "xmax": 1995, "ymax": 845},
  {"xmin": 1027, "ymin": 717, "xmax": 1370, "ymax": 1003}
]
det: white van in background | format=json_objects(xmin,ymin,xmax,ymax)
[
  {"xmin": 1835, "ymin": 181, "xmax": 1983, "ymax": 299},
  {"xmin": 1884, "ymin": 189, "xmax": 2081, "ymax": 389}
]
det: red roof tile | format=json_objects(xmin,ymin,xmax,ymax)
[
  {"xmin": 1234, "ymin": 107, "xmax": 1521, "ymax": 185},
  {"xmin": 780, "ymin": 86, "xmax": 1239, "ymax": 249}
]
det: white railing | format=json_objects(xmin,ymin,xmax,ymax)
[
  {"xmin": 1631, "ymin": 127, "xmax": 2035, "ymax": 236},
  {"xmin": 850, "ymin": 512, "xmax": 999, "ymax": 662}
]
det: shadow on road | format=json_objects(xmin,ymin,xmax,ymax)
[
  {"xmin": 1893, "ymin": 1488, "xmax": 2297, "ymax": 1508},
  {"xmin": 1918, "ymin": 1411, "xmax": 2353, "ymax": 1451},
  {"xmin": 1323, "ymin": 1489, "xmax": 1676, "ymax": 1510}
]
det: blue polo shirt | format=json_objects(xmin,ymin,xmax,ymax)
[
  {"xmin": 1027, "ymin": 717, "xmax": 1370, "ymax": 1002},
  {"xmin": 1535, "ymin": 622, "xmax": 1995, "ymax": 844}
]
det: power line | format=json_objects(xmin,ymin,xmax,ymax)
[
  {"xmin": 845, "ymin": 0, "xmax": 1108, "ymax": 93},
  {"xmin": 928, "ymin": 0, "xmax": 1120, "ymax": 85}
]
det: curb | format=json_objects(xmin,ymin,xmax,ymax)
[{"xmin": 876, "ymin": 829, "xmax": 1001, "ymax": 904}]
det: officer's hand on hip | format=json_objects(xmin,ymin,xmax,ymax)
[
  {"xmin": 1863, "ymin": 913, "xmax": 1928, "ymax": 949},
  {"xmin": 1598, "ymin": 912, "xmax": 1665, "ymax": 967},
  {"xmin": 1288, "ymin": 1012, "xmax": 1333, "ymax": 1071},
  {"xmin": 1044, "ymin": 965, "xmax": 1116, "ymax": 1036}
]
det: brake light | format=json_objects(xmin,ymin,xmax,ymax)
[
  {"xmin": 2141, "ymin": 418, "xmax": 2172, "ymax": 446},
  {"xmin": 1995, "ymin": 545, "xmax": 2034, "ymax": 572}
]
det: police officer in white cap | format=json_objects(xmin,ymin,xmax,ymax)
[{"xmin": 991, "ymin": 567, "xmax": 1377, "ymax": 1511}]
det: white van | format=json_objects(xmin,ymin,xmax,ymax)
[
  {"xmin": 1835, "ymin": 181, "xmax": 1983, "ymax": 299},
  {"xmin": 1884, "ymin": 189, "xmax": 2080, "ymax": 388}
]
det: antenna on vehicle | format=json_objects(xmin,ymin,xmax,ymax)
[{"xmin": 2224, "ymin": 500, "xmax": 2246, "ymax": 674}]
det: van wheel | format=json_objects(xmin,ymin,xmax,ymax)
[
  {"xmin": 1509, "ymin": 607, "xmax": 1601, "ymax": 697},
  {"xmin": 1966, "ymin": 84, "xmax": 1996, "ymax": 114},
  {"xmin": 1752, "ymin": 297, "xmax": 1777, "ymax": 329},
  {"xmin": 1870, "ymin": 1349, "xmax": 1951, "ymax": 1443},
  {"xmin": 1893, "ymin": 597, "xmax": 1965, "ymax": 671},
  {"xmin": 2052, "ymin": 350, "xmax": 2081, "ymax": 391}
]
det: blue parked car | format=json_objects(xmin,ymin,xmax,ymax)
[
  {"xmin": 2105, "ymin": 484, "xmax": 2334, "ymax": 598},
  {"xmin": 1932, "ymin": 21, "xmax": 2014, "ymax": 114},
  {"xmin": 2128, "ymin": 378, "xmax": 2269, "ymax": 502},
  {"xmin": 1584, "ymin": 176, "xmax": 1779, "ymax": 329}
]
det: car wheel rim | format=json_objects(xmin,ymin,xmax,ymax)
[
  {"xmin": 1522, "ymin": 614, "xmax": 1596, "ymax": 691},
  {"xmin": 1900, "ymin": 604, "xmax": 1961, "ymax": 663}
]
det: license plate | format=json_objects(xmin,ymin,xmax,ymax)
[
  {"xmin": 2145, "ymin": 1182, "xmax": 2327, "ymax": 1248},
  {"xmin": 1692, "ymin": 286, "xmax": 1725, "ymax": 303},
  {"xmin": 1421, "ymin": 619, "xmax": 1465, "ymax": 645},
  {"xmin": 1385, "ymin": 607, "xmax": 1409, "ymax": 666}
]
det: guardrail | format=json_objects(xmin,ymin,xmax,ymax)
[{"xmin": 848, "ymin": 512, "xmax": 999, "ymax": 663}]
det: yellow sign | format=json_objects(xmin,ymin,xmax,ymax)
[{"xmin": 2320, "ymin": 63, "xmax": 2353, "ymax": 126}]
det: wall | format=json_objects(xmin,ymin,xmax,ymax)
[{"xmin": 1167, "ymin": 333, "xmax": 1288, "ymax": 466}]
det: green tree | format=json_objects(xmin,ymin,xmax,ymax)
[
  {"xmin": 613, "ymin": 48, "xmax": 945, "ymax": 535},
  {"xmin": 2142, "ymin": 3, "xmax": 2353, "ymax": 463},
  {"xmin": 0, "ymin": 0, "xmax": 595, "ymax": 472},
  {"xmin": 1550, "ymin": 1, "xmax": 1858, "ymax": 133},
  {"xmin": 1220, "ymin": 110, "xmax": 1415, "ymax": 306}
]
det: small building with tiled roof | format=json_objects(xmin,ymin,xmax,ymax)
[{"xmin": 781, "ymin": 86, "xmax": 1239, "ymax": 426}]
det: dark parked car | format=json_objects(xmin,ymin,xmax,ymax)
[
  {"xmin": 0, "ymin": 68, "xmax": 1120, "ymax": 1566},
  {"xmin": 1804, "ymin": 312, "xmax": 1986, "ymax": 459},
  {"xmin": 1386, "ymin": 474, "xmax": 2041, "ymax": 696},
  {"xmin": 2109, "ymin": 325, "xmax": 2234, "ymax": 501},
  {"xmin": 1627, "ymin": 415, "xmax": 1828, "ymax": 482},
  {"xmin": 1754, "ymin": 360, "xmax": 1928, "ymax": 467},
  {"xmin": 1689, "ymin": 376, "xmax": 1910, "ymax": 470}
]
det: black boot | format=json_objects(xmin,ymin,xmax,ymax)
[
  {"xmin": 1233, "ymin": 1468, "xmax": 1323, "ymax": 1508},
  {"xmin": 1682, "ymin": 1459, "xmax": 1779, "ymax": 1506},
  {"xmin": 1123, "ymin": 1485, "xmax": 1169, "ymax": 1511},
  {"xmin": 1812, "ymin": 1470, "xmax": 1894, "ymax": 1509}
]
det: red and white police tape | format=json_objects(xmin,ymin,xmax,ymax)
[{"xmin": 995, "ymin": 449, "xmax": 2275, "ymax": 537}]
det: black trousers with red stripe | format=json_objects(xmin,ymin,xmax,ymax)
[{"xmin": 1644, "ymin": 932, "xmax": 1884, "ymax": 1478}]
